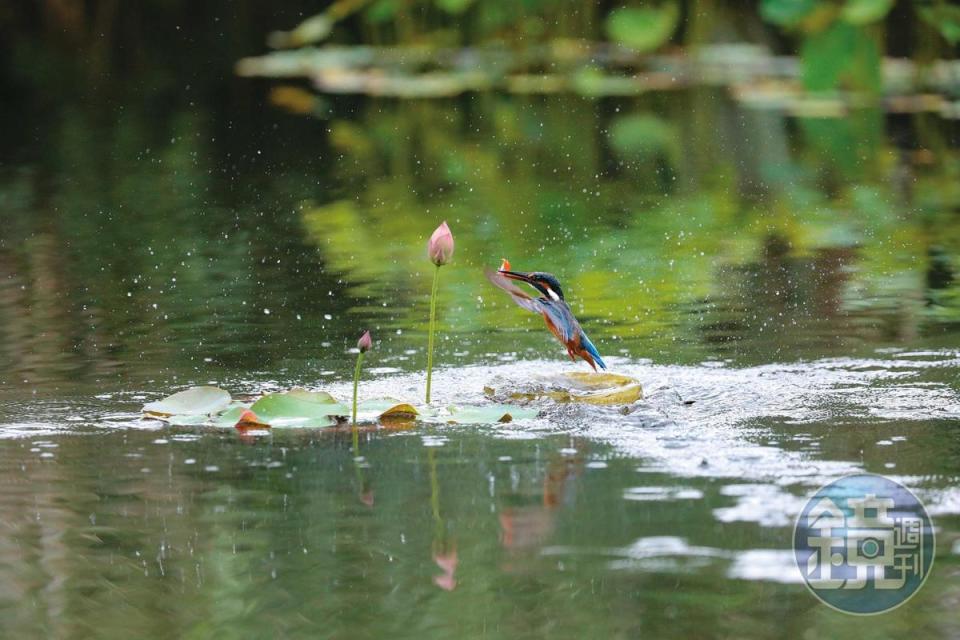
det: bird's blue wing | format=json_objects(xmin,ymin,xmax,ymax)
[
  {"xmin": 580, "ymin": 331, "xmax": 607, "ymax": 370},
  {"xmin": 484, "ymin": 268, "xmax": 545, "ymax": 315},
  {"xmin": 541, "ymin": 299, "xmax": 576, "ymax": 343},
  {"xmin": 544, "ymin": 303, "xmax": 607, "ymax": 369}
]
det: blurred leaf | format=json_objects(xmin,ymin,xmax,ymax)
[
  {"xmin": 798, "ymin": 108, "xmax": 882, "ymax": 178},
  {"xmin": 571, "ymin": 68, "xmax": 651, "ymax": 97},
  {"xmin": 608, "ymin": 113, "xmax": 677, "ymax": 160},
  {"xmin": 919, "ymin": 5, "xmax": 960, "ymax": 44},
  {"xmin": 250, "ymin": 392, "xmax": 345, "ymax": 427},
  {"xmin": 366, "ymin": 0, "xmax": 399, "ymax": 23},
  {"xmin": 760, "ymin": 0, "xmax": 819, "ymax": 27},
  {"xmin": 841, "ymin": 0, "xmax": 893, "ymax": 25},
  {"xmin": 329, "ymin": 123, "xmax": 375, "ymax": 157},
  {"xmin": 143, "ymin": 386, "xmax": 232, "ymax": 417},
  {"xmin": 436, "ymin": 0, "xmax": 475, "ymax": 15},
  {"xmin": 605, "ymin": 3, "xmax": 679, "ymax": 53},
  {"xmin": 267, "ymin": 14, "xmax": 333, "ymax": 49},
  {"xmin": 801, "ymin": 21, "xmax": 880, "ymax": 94},
  {"xmin": 269, "ymin": 86, "xmax": 323, "ymax": 117}
]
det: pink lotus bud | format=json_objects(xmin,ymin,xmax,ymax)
[
  {"xmin": 357, "ymin": 330, "xmax": 372, "ymax": 353},
  {"xmin": 427, "ymin": 221, "xmax": 454, "ymax": 266}
]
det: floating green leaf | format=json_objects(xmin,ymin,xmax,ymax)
[
  {"xmin": 143, "ymin": 386, "xmax": 232, "ymax": 417},
  {"xmin": 249, "ymin": 392, "xmax": 345, "ymax": 428},
  {"xmin": 284, "ymin": 388, "xmax": 339, "ymax": 404},
  {"xmin": 491, "ymin": 372, "xmax": 643, "ymax": 405},
  {"xmin": 162, "ymin": 414, "xmax": 211, "ymax": 426},
  {"xmin": 841, "ymin": 0, "xmax": 893, "ymax": 25},
  {"xmin": 605, "ymin": 4, "xmax": 679, "ymax": 53},
  {"xmin": 445, "ymin": 404, "xmax": 539, "ymax": 424},
  {"xmin": 555, "ymin": 372, "xmax": 644, "ymax": 404}
]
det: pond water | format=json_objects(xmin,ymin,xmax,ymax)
[{"xmin": 2, "ymin": 12, "xmax": 960, "ymax": 639}]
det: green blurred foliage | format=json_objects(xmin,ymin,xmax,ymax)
[
  {"xmin": 0, "ymin": 1, "xmax": 959, "ymax": 388},
  {"xmin": 841, "ymin": 0, "xmax": 895, "ymax": 25},
  {"xmin": 757, "ymin": 0, "xmax": 937, "ymax": 100},
  {"xmin": 801, "ymin": 21, "xmax": 881, "ymax": 93},
  {"xmin": 918, "ymin": 3, "xmax": 960, "ymax": 45},
  {"xmin": 605, "ymin": 3, "xmax": 680, "ymax": 53},
  {"xmin": 760, "ymin": 0, "xmax": 821, "ymax": 27},
  {"xmin": 608, "ymin": 113, "xmax": 679, "ymax": 163}
]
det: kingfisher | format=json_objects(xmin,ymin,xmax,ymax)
[{"xmin": 485, "ymin": 259, "xmax": 607, "ymax": 371}]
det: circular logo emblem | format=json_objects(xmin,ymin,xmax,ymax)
[{"xmin": 793, "ymin": 474, "xmax": 935, "ymax": 615}]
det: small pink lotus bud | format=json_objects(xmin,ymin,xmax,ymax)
[
  {"xmin": 357, "ymin": 330, "xmax": 372, "ymax": 353},
  {"xmin": 427, "ymin": 221, "xmax": 454, "ymax": 266}
]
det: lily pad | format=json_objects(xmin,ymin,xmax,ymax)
[
  {"xmin": 355, "ymin": 398, "xmax": 419, "ymax": 421},
  {"xmin": 162, "ymin": 414, "xmax": 212, "ymax": 426},
  {"xmin": 143, "ymin": 386, "xmax": 232, "ymax": 417},
  {"xmin": 445, "ymin": 404, "xmax": 539, "ymax": 424},
  {"xmin": 210, "ymin": 405, "xmax": 252, "ymax": 428},
  {"xmin": 284, "ymin": 388, "xmax": 339, "ymax": 404},
  {"xmin": 249, "ymin": 392, "xmax": 344, "ymax": 428},
  {"xmin": 497, "ymin": 371, "xmax": 643, "ymax": 405}
]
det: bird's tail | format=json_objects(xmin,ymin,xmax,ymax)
[{"xmin": 581, "ymin": 333, "xmax": 606, "ymax": 370}]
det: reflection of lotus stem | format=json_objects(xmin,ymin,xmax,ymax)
[
  {"xmin": 353, "ymin": 439, "xmax": 363, "ymax": 476},
  {"xmin": 352, "ymin": 351, "xmax": 365, "ymax": 427},
  {"xmin": 429, "ymin": 448, "xmax": 443, "ymax": 543},
  {"xmin": 425, "ymin": 264, "xmax": 441, "ymax": 404}
]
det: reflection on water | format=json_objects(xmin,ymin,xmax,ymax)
[
  {"xmin": 0, "ymin": 391, "xmax": 958, "ymax": 638},
  {"xmin": 1, "ymin": 355, "xmax": 959, "ymax": 637},
  {"xmin": 2, "ymin": 90, "xmax": 960, "ymax": 389}
]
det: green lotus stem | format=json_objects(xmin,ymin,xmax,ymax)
[
  {"xmin": 425, "ymin": 221, "xmax": 452, "ymax": 403},
  {"xmin": 352, "ymin": 416, "xmax": 360, "ymax": 455},
  {"xmin": 352, "ymin": 351, "xmax": 364, "ymax": 427},
  {"xmin": 425, "ymin": 263, "xmax": 441, "ymax": 403}
]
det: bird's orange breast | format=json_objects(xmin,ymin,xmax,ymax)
[
  {"xmin": 542, "ymin": 312, "xmax": 579, "ymax": 349},
  {"xmin": 541, "ymin": 312, "xmax": 597, "ymax": 370}
]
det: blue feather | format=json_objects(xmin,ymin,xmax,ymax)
[{"xmin": 580, "ymin": 332, "xmax": 606, "ymax": 370}]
